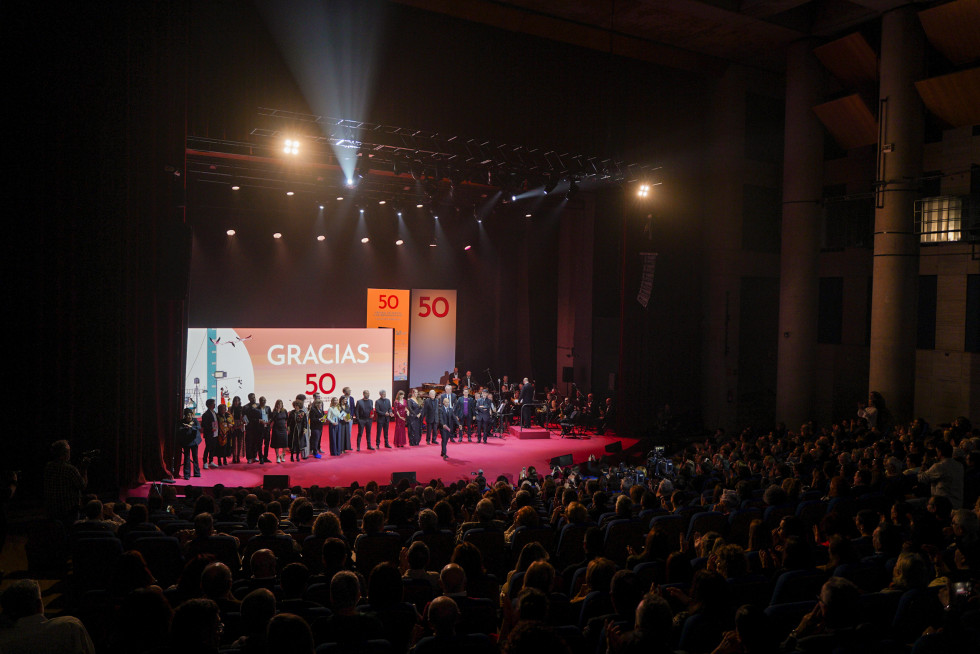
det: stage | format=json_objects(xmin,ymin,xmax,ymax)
[{"xmin": 141, "ymin": 429, "xmax": 638, "ymax": 493}]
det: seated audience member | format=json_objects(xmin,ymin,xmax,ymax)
[
  {"xmin": 201, "ymin": 561, "xmax": 240, "ymax": 615},
  {"xmin": 365, "ymin": 562, "xmax": 420, "ymax": 653},
  {"xmin": 504, "ymin": 542, "xmax": 549, "ymax": 597},
  {"xmin": 412, "ymin": 595, "xmax": 493, "ymax": 654},
  {"xmin": 109, "ymin": 550, "xmax": 158, "ymax": 598},
  {"xmin": 72, "ymin": 499, "xmax": 119, "ymax": 533},
  {"xmin": 451, "ymin": 542, "xmax": 499, "ymax": 600},
  {"xmin": 233, "ymin": 549, "xmax": 279, "ymax": 599},
  {"xmin": 403, "ymin": 541, "xmax": 441, "ymax": 594},
  {"xmin": 107, "ymin": 587, "xmax": 172, "ymax": 654},
  {"xmin": 266, "ymin": 613, "xmax": 315, "ymax": 654},
  {"xmin": 582, "ymin": 569, "xmax": 643, "ymax": 651},
  {"xmin": 918, "ymin": 440, "xmax": 965, "ymax": 509},
  {"xmin": 311, "ymin": 570, "xmax": 384, "ymax": 645},
  {"xmin": 885, "ymin": 552, "xmax": 929, "ymax": 592},
  {"xmin": 117, "ymin": 503, "xmax": 161, "ymax": 542},
  {"xmin": 241, "ymin": 512, "xmax": 299, "ymax": 572},
  {"xmin": 501, "ymin": 620, "xmax": 571, "ymax": 654},
  {"xmin": 168, "ymin": 597, "xmax": 222, "ymax": 654},
  {"xmin": 783, "ymin": 577, "xmax": 862, "ymax": 652},
  {"xmin": 456, "ymin": 499, "xmax": 505, "ymax": 541},
  {"xmin": 230, "ymin": 588, "xmax": 276, "ymax": 654},
  {"xmin": 0, "ymin": 579, "xmax": 96, "ymax": 654},
  {"xmin": 607, "ymin": 591, "xmax": 676, "ymax": 654},
  {"xmin": 709, "ymin": 604, "xmax": 778, "ymax": 654}
]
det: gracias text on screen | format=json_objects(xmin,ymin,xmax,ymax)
[{"xmin": 267, "ymin": 343, "xmax": 371, "ymax": 366}]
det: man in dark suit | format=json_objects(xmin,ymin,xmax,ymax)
[
  {"xmin": 438, "ymin": 384, "xmax": 458, "ymax": 441},
  {"xmin": 437, "ymin": 397, "xmax": 458, "ymax": 459},
  {"xmin": 201, "ymin": 398, "xmax": 219, "ymax": 469},
  {"xmin": 423, "ymin": 390, "xmax": 438, "ymax": 445},
  {"xmin": 244, "ymin": 393, "xmax": 264, "ymax": 463},
  {"xmin": 475, "ymin": 390, "xmax": 493, "ymax": 443},
  {"xmin": 374, "ymin": 389, "xmax": 392, "ymax": 449},
  {"xmin": 177, "ymin": 408, "xmax": 202, "ymax": 479},
  {"xmin": 463, "ymin": 370, "xmax": 476, "ymax": 392},
  {"xmin": 519, "ymin": 377, "xmax": 536, "ymax": 427},
  {"xmin": 355, "ymin": 390, "xmax": 374, "ymax": 451},
  {"xmin": 455, "ymin": 387, "xmax": 476, "ymax": 442}
]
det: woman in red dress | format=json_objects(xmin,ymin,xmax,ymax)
[{"xmin": 392, "ymin": 390, "xmax": 408, "ymax": 447}]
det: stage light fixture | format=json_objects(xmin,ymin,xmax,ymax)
[
  {"xmin": 286, "ymin": 191, "xmax": 294, "ymax": 196},
  {"xmin": 477, "ymin": 218, "xmax": 483, "ymax": 224},
  {"xmin": 361, "ymin": 237, "xmax": 370, "ymax": 244},
  {"xmin": 337, "ymin": 196, "xmax": 344, "ymax": 201},
  {"xmin": 231, "ymin": 185, "xmax": 240, "ymax": 191},
  {"xmin": 359, "ymin": 208, "xmax": 365, "ymax": 214},
  {"xmin": 416, "ymin": 203, "xmax": 423, "ymax": 208},
  {"xmin": 283, "ymin": 139, "xmax": 299, "ymax": 155},
  {"xmin": 637, "ymin": 184, "xmax": 651, "ymax": 198},
  {"xmin": 429, "ymin": 242, "xmax": 437, "ymax": 247},
  {"xmin": 511, "ymin": 194, "xmax": 517, "ymax": 202},
  {"xmin": 346, "ymin": 178, "xmax": 355, "ymax": 188},
  {"xmin": 378, "ymin": 200, "xmax": 386, "ymax": 205},
  {"xmin": 395, "ymin": 239, "xmax": 404, "ymax": 246},
  {"xmin": 319, "ymin": 204, "xmax": 324, "ymax": 210},
  {"xmin": 317, "ymin": 235, "xmax": 325, "ymax": 241},
  {"xmin": 565, "ymin": 179, "xmax": 579, "ymax": 200},
  {"xmin": 543, "ymin": 176, "xmax": 558, "ymax": 195},
  {"xmin": 273, "ymin": 232, "xmax": 282, "ymax": 239},
  {"xmin": 464, "ymin": 245, "xmax": 472, "ymax": 251},
  {"xmin": 525, "ymin": 213, "xmax": 532, "ymax": 218},
  {"xmin": 397, "ymin": 212, "xmax": 402, "ymax": 218},
  {"xmin": 226, "ymin": 229, "xmax": 236, "ymax": 236}
]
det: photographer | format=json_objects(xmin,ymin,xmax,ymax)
[{"xmin": 42, "ymin": 440, "xmax": 88, "ymax": 529}]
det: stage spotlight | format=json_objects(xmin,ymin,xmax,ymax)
[
  {"xmin": 361, "ymin": 237, "xmax": 370, "ymax": 244},
  {"xmin": 433, "ymin": 215, "xmax": 438, "ymax": 220},
  {"xmin": 395, "ymin": 239, "xmax": 404, "ymax": 246},
  {"xmin": 416, "ymin": 203, "xmax": 423, "ymax": 208},
  {"xmin": 429, "ymin": 242, "xmax": 437, "ymax": 247},
  {"xmin": 359, "ymin": 208, "xmax": 365, "ymax": 214},
  {"xmin": 337, "ymin": 196, "xmax": 344, "ymax": 201},
  {"xmin": 346, "ymin": 178, "xmax": 355, "ymax": 188},
  {"xmin": 286, "ymin": 191, "xmax": 295, "ymax": 196},
  {"xmin": 319, "ymin": 204, "xmax": 324, "ymax": 210},
  {"xmin": 477, "ymin": 218, "xmax": 482, "ymax": 224},
  {"xmin": 273, "ymin": 232, "xmax": 282, "ymax": 239},
  {"xmin": 543, "ymin": 176, "xmax": 558, "ymax": 195},
  {"xmin": 511, "ymin": 195, "xmax": 517, "ymax": 202},
  {"xmin": 231, "ymin": 185, "xmax": 240, "ymax": 191},
  {"xmin": 378, "ymin": 200, "xmax": 386, "ymax": 205},
  {"xmin": 226, "ymin": 229, "xmax": 236, "ymax": 236},
  {"xmin": 464, "ymin": 245, "xmax": 472, "ymax": 251},
  {"xmin": 637, "ymin": 184, "xmax": 651, "ymax": 198},
  {"xmin": 317, "ymin": 235, "xmax": 325, "ymax": 241},
  {"xmin": 525, "ymin": 213, "xmax": 532, "ymax": 218},
  {"xmin": 283, "ymin": 139, "xmax": 299, "ymax": 155},
  {"xmin": 397, "ymin": 211, "xmax": 402, "ymax": 218}
]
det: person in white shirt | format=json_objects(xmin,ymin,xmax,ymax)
[{"xmin": 918, "ymin": 440, "xmax": 965, "ymax": 509}]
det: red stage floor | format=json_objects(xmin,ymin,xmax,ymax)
[{"xmin": 134, "ymin": 429, "xmax": 637, "ymax": 494}]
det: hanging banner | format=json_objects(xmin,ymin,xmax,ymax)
[
  {"xmin": 366, "ymin": 288, "xmax": 410, "ymax": 380},
  {"xmin": 409, "ymin": 289, "xmax": 457, "ymax": 387},
  {"xmin": 184, "ymin": 327, "xmax": 393, "ymax": 410}
]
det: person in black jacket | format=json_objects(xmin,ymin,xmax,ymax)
[{"xmin": 177, "ymin": 407, "xmax": 202, "ymax": 480}]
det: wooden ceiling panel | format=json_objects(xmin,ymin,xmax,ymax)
[
  {"xmin": 813, "ymin": 93, "xmax": 878, "ymax": 149},
  {"xmin": 915, "ymin": 67, "xmax": 980, "ymax": 127},
  {"xmin": 918, "ymin": 0, "xmax": 980, "ymax": 66},
  {"xmin": 814, "ymin": 32, "xmax": 878, "ymax": 88}
]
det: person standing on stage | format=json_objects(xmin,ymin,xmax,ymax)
[
  {"xmin": 269, "ymin": 399, "xmax": 289, "ymax": 463},
  {"xmin": 355, "ymin": 390, "xmax": 374, "ymax": 451},
  {"xmin": 326, "ymin": 397, "xmax": 343, "ymax": 456},
  {"xmin": 243, "ymin": 393, "xmax": 262, "ymax": 463},
  {"xmin": 229, "ymin": 396, "xmax": 244, "ymax": 463},
  {"xmin": 215, "ymin": 403, "xmax": 231, "ymax": 466},
  {"xmin": 438, "ymin": 384, "xmax": 458, "ymax": 441},
  {"xmin": 463, "ymin": 370, "xmax": 475, "ymax": 392},
  {"xmin": 475, "ymin": 390, "xmax": 493, "ymax": 443},
  {"xmin": 456, "ymin": 387, "xmax": 476, "ymax": 442},
  {"xmin": 201, "ymin": 398, "xmax": 219, "ymax": 469},
  {"xmin": 437, "ymin": 396, "xmax": 457, "ymax": 460},
  {"xmin": 519, "ymin": 377, "xmax": 535, "ymax": 427},
  {"xmin": 257, "ymin": 396, "xmax": 272, "ymax": 463},
  {"xmin": 308, "ymin": 397, "xmax": 325, "ymax": 459},
  {"xmin": 423, "ymin": 389, "xmax": 438, "ymax": 445},
  {"xmin": 392, "ymin": 390, "xmax": 408, "ymax": 448},
  {"xmin": 407, "ymin": 388, "xmax": 423, "ymax": 446},
  {"xmin": 287, "ymin": 398, "xmax": 308, "ymax": 462},
  {"xmin": 374, "ymin": 390, "xmax": 393, "ymax": 449},
  {"xmin": 176, "ymin": 408, "xmax": 202, "ymax": 480},
  {"xmin": 341, "ymin": 387, "xmax": 355, "ymax": 451}
]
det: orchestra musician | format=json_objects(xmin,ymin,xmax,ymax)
[{"xmin": 518, "ymin": 378, "xmax": 535, "ymax": 427}]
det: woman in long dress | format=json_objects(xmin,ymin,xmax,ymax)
[
  {"xmin": 287, "ymin": 398, "xmax": 308, "ymax": 462},
  {"xmin": 229, "ymin": 396, "xmax": 244, "ymax": 463},
  {"xmin": 270, "ymin": 399, "xmax": 289, "ymax": 463},
  {"xmin": 392, "ymin": 390, "xmax": 408, "ymax": 447},
  {"xmin": 326, "ymin": 397, "xmax": 342, "ymax": 456},
  {"xmin": 407, "ymin": 388, "xmax": 423, "ymax": 446}
]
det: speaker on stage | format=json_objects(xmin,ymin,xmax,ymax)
[
  {"xmin": 604, "ymin": 441, "xmax": 623, "ymax": 454},
  {"xmin": 391, "ymin": 471, "xmax": 417, "ymax": 485},
  {"xmin": 549, "ymin": 454, "xmax": 573, "ymax": 468},
  {"xmin": 263, "ymin": 475, "xmax": 290, "ymax": 491}
]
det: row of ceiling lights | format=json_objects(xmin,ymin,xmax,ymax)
[{"xmin": 223, "ymin": 229, "xmax": 472, "ymax": 251}]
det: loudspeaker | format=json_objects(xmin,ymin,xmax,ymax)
[
  {"xmin": 562, "ymin": 367, "xmax": 574, "ymax": 383},
  {"xmin": 263, "ymin": 475, "xmax": 290, "ymax": 491},
  {"xmin": 391, "ymin": 471, "xmax": 417, "ymax": 485},
  {"xmin": 549, "ymin": 453, "xmax": 574, "ymax": 467},
  {"xmin": 604, "ymin": 441, "xmax": 623, "ymax": 454}
]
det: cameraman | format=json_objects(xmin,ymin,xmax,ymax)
[{"xmin": 42, "ymin": 440, "xmax": 88, "ymax": 529}]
